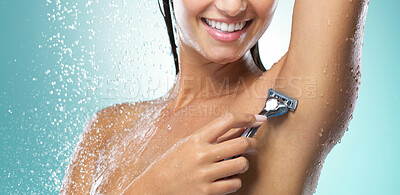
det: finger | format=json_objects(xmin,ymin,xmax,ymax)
[
  {"xmin": 209, "ymin": 175, "xmax": 242, "ymax": 194},
  {"xmin": 196, "ymin": 113, "xmax": 266, "ymax": 143},
  {"xmin": 212, "ymin": 137, "xmax": 259, "ymax": 161},
  {"xmin": 217, "ymin": 127, "xmax": 245, "ymax": 143},
  {"xmin": 207, "ymin": 156, "xmax": 249, "ymax": 181}
]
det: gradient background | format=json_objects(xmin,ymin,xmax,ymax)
[{"xmin": 1, "ymin": 0, "xmax": 398, "ymax": 194}]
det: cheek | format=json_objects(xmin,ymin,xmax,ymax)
[
  {"xmin": 252, "ymin": 0, "xmax": 278, "ymax": 14},
  {"xmin": 173, "ymin": 0, "xmax": 209, "ymax": 24},
  {"xmin": 173, "ymin": 0, "xmax": 211, "ymax": 44},
  {"xmin": 250, "ymin": 0, "xmax": 278, "ymax": 20},
  {"xmin": 251, "ymin": 0, "xmax": 278, "ymax": 30},
  {"xmin": 173, "ymin": 0, "xmax": 214, "ymax": 54}
]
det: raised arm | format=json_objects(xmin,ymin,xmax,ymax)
[
  {"xmin": 254, "ymin": 0, "xmax": 369, "ymax": 193},
  {"xmin": 279, "ymin": 0, "xmax": 368, "ymax": 148},
  {"xmin": 285, "ymin": 0, "xmax": 369, "ymax": 80}
]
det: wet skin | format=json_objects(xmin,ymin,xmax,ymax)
[{"xmin": 61, "ymin": 0, "xmax": 369, "ymax": 194}]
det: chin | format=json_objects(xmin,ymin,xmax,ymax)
[
  {"xmin": 206, "ymin": 53, "xmax": 241, "ymax": 65},
  {"xmin": 203, "ymin": 46, "xmax": 245, "ymax": 65}
]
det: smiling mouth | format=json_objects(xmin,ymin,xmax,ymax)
[{"xmin": 202, "ymin": 18, "xmax": 250, "ymax": 33}]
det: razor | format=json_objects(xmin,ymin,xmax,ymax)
[{"xmin": 223, "ymin": 89, "xmax": 298, "ymax": 161}]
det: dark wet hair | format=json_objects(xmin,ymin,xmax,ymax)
[{"xmin": 158, "ymin": 0, "xmax": 266, "ymax": 75}]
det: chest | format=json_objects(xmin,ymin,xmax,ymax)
[
  {"xmin": 90, "ymin": 109, "xmax": 220, "ymax": 193},
  {"xmin": 91, "ymin": 95, "xmax": 274, "ymax": 194}
]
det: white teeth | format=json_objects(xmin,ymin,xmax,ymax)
[
  {"xmin": 204, "ymin": 18, "xmax": 247, "ymax": 33},
  {"xmin": 220, "ymin": 22, "xmax": 228, "ymax": 31},
  {"xmin": 235, "ymin": 23, "xmax": 240, "ymax": 31},
  {"xmin": 216, "ymin": 21, "xmax": 221, "ymax": 29},
  {"xmin": 228, "ymin": 23, "xmax": 235, "ymax": 32}
]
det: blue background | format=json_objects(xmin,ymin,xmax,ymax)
[{"xmin": 1, "ymin": 0, "xmax": 399, "ymax": 194}]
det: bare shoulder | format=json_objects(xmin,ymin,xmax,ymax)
[
  {"xmin": 81, "ymin": 98, "xmax": 165, "ymax": 148},
  {"xmin": 82, "ymin": 101, "xmax": 148, "ymax": 142},
  {"xmin": 60, "ymin": 100, "xmax": 151, "ymax": 194},
  {"xmin": 94, "ymin": 101, "xmax": 151, "ymax": 132}
]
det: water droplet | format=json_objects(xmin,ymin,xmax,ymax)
[
  {"xmin": 328, "ymin": 19, "xmax": 331, "ymax": 26},
  {"xmin": 167, "ymin": 124, "xmax": 171, "ymax": 130},
  {"xmin": 323, "ymin": 69, "xmax": 327, "ymax": 74}
]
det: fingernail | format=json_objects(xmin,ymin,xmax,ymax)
[{"xmin": 254, "ymin": 114, "xmax": 267, "ymax": 122}]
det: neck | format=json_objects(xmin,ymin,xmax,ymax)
[{"xmin": 165, "ymin": 41, "xmax": 264, "ymax": 112}]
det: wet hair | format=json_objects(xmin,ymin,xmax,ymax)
[{"xmin": 158, "ymin": 0, "xmax": 266, "ymax": 75}]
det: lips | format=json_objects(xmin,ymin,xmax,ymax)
[{"xmin": 201, "ymin": 18, "xmax": 251, "ymax": 42}]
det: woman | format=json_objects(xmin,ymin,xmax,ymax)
[{"xmin": 61, "ymin": 0, "xmax": 368, "ymax": 194}]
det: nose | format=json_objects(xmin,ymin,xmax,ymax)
[{"xmin": 215, "ymin": 0, "xmax": 247, "ymax": 17}]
